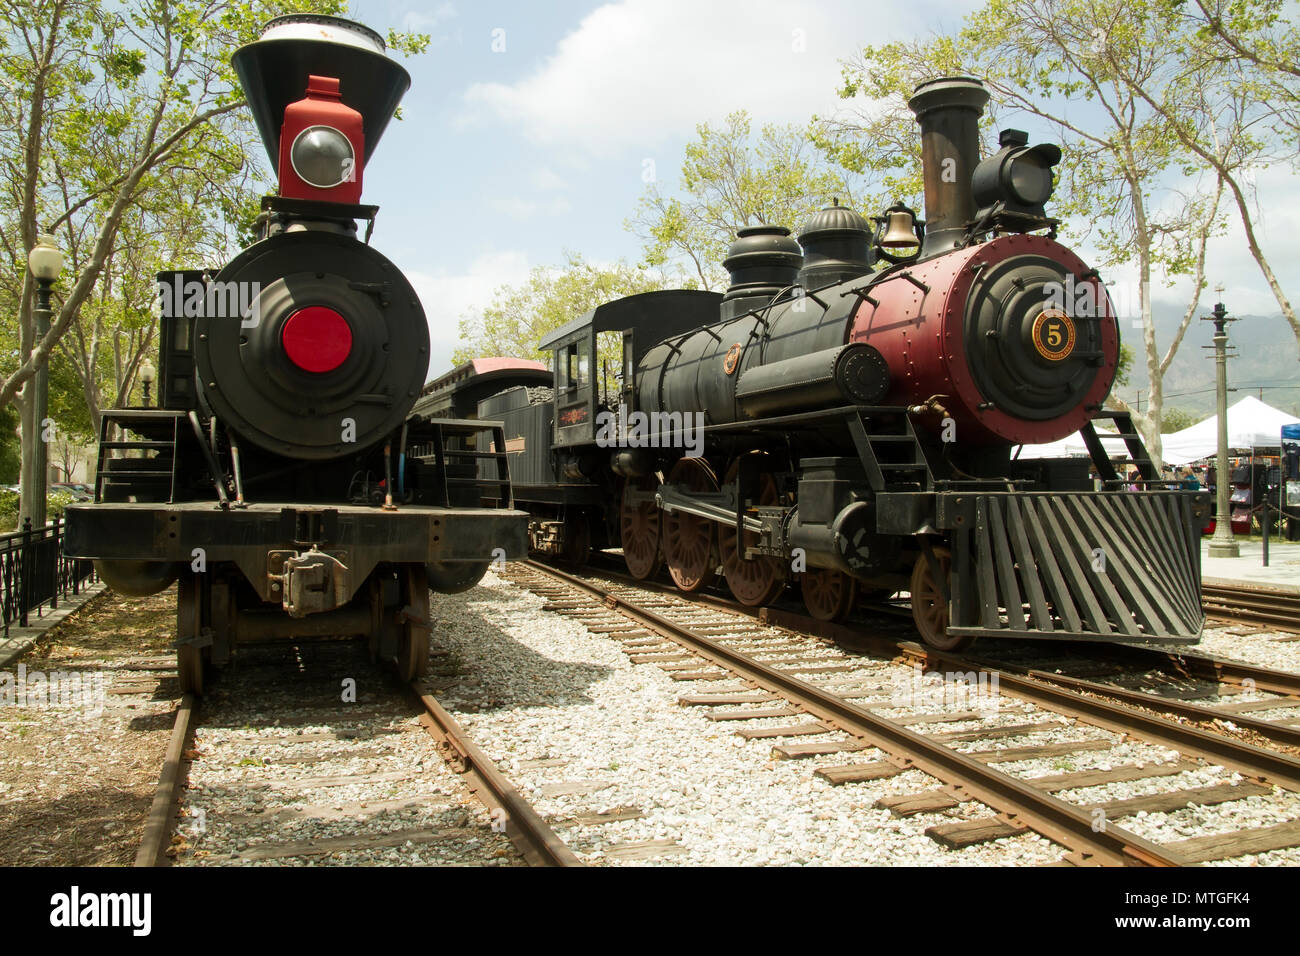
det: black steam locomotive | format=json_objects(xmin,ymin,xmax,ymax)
[
  {"xmin": 64, "ymin": 15, "xmax": 528, "ymax": 692},
  {"xmin": 426, "ymin": 77, "xmax": 1211, "ymax": 651}
]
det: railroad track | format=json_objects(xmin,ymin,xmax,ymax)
[
  {"xmin": 134, "ymin": 643, "xmax": 577, "ymax": 867},
  {"xmin": 588, "ymin": 555, "xmax": 1300, "ymax": 752},
  {"xmin": 513, "ymin": 559, "xmax": 1300, "ymax": 866},
  {"xmin": 1203, "ymin": 583, "xmax": 1300, "ymax": 634}
]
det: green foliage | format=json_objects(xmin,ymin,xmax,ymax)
[
  {"xmin": 810, "ymin": 35, "xmax": 980, "ymax": 216},
  {"xmin": 1115, "ymin": 342, "xmax": 1135, "ymax": 388},
  {"xmin": 0, "ymin": 405, "xmax": 18, "ymax": 484},
  {"xmin": 1160, "ymin": 407, "xmax": 1203, "ymax": 432},
  {"xmin": 453, "ymin": 252, "xmax": 671, "ymax": 366},
  {"xmin": 0, "ymin": 489, "xmax": 74, "ymax": 532},
  {"xmin": 630, "ymin": 111, "xmax": 864, "ymax": 289}
]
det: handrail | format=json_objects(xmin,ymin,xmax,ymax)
[{"xmin": 0, "ymin": 517, "xmax": 97, "ymax": 637}]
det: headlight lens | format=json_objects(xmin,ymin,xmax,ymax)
[
  {"xmin": 290, "ymin": 125, "xmax": 355, "ymax": 189},
  {"xmin": 1007, "ymin": 154, "xmax": 1053, "ymax": 206}
]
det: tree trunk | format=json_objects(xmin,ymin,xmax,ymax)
[{"xmin": 1130, "ymin": 172, "xmax": 1165, "ymax": 469}]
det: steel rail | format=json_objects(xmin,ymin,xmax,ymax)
[
  {"xmin": 967, "ymin": 660, "xmax": 1300, "ymax": 750},
  {"xmin": 135, "ymin": 693, "xmax": 197, "ymax": 867},
  {"xmin": 525, "ymin": 559, "xmax": 1187, "ymax": 867},
  {"xmin": 1203, "ymin": 583, "xmax": 1300, "ymax": 633},
  {"xmin": 565, "ymin": 561, "xmax": 1300, "ymax": 751},
  {"xmin": 412, "ymin": 686, "xmax": 581, "ymax": 867},
  {"xmin": 908, "ymin": 647, "xmax": 1300, "ymax": 791}
]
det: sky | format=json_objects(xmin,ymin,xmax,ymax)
[{"xmin": 324, "ymin": 0, "xmax": 1299, "ymax": 398}]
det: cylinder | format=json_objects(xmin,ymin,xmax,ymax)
[{"xmin": 907, "ymin": 77, "xmax": 990, "ymax": 258}]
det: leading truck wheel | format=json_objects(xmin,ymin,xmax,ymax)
[
  {"xmin": 801, "ymin": 567, "xmax": 858, "ymax": 623},
  {"xmin": 426, "ymin": 559, "xmax": 490, "ymax": 594},
  {"xmin": 177, "ymin": 645, "xmax": 205, "ymax": 695},
  {"xmin": 563, "ymin": 512, "xmax": 592, "ymax": 568},
  {"xmin": 396, "ymin": 564, "xmax": 431, "ymax": 681},
  {"xmin": 176, "ymin": 572, "xmax": 207, "ymax": 695},
  {"xmin": 909, "ymin": 548, "xmax": 973, "ymax": 652}
]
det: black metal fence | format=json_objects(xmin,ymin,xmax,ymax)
[{"xmin": 0, "ymin": 517, "xmax": 97, "ymax": 638}]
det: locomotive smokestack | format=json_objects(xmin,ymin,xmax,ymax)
[
  {"xmin": 231, "ymin": 14, "xmax": 411, "ymax": 171},
  {"xmin": 908, "ymin": 77, "xmax": 990, "ymax": 259}
]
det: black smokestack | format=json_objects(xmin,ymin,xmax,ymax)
[{"xmin": 907, "ymin": 77, "xmax": 990, "ymax": 258}]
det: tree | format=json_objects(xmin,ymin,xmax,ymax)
[
  {"xmin": 811, "ymin": 36, "xmax": 978, "ymax": 215},
  {"xmin": 630, "ymin": 111, "xmax": 865, "ymax": 290},
  {"xmin": 1160, "ymin": 407, "xmax": 1202, "ymax": 432},
  {"xmin": 454, "ymin": 252, "xmax": 671, "ymax": 367},
  {"xmin": 816, "ymin": 0, "xmax": 1233, "ymax": 465},
  {"xmin": 1111, "ymin": 0, "xmax": 1300, "ymax": 353},
  {"xmin": 1188, "ymin": 0, "xmax": 1299, "ymax": 148}
]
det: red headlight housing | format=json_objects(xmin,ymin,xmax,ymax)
[{"xmin": 278, "ymin": 75, "xmax": 364, "ymax": 204}]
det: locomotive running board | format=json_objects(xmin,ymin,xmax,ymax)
[{"xmin": 943, "ymin": 491, "xmax": 1210, "ymax": 644}]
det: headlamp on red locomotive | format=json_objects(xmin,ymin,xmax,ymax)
[{"xmin": 278, "ymin": 74, "xmax": 364, "ymax": 204}]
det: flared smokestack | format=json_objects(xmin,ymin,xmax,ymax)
[
  {"xmin": 908, "ymin": 77, "xmax": 990, "ymax": 258},
  {"xmin": 231, "ymin": 14, "xmax": 411, "ymax": 171}
]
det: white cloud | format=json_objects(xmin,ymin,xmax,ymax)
[
  {"xmin": 406, "ymin": 249, "xmax": 532, "ymax": 374},
  {"xmin": 401, "ymin": 3, "xmax": 457, "ymax": 33},
  {"xmin": 528, "ymin": 166, "xmax": 571, "ymax": 192},
  {"xmin": 461, "ymin": 0, "xmax": 901, "ymax": 155}
]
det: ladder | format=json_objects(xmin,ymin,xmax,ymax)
[{"xmin": 95, "ymin": 410, "xmax": 183, "ymax": 504}]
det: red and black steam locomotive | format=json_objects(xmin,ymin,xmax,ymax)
[
  {"xmin": 64, "ymin": 15, "xmax": 528, "ymax": 692},
  {"xmin": 429, "ymin": 77, "xmax": 1210, "ymax": 650}
]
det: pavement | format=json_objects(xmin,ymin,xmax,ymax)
[
  {"xmin": 0, "ymin": 582, "xmax": 107, "ymax": 668},
  {"xmin": 1201, "ymin": 538, "xmax": 1300, "ymax": 593}
]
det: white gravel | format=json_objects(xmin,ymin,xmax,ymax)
[
  {"xmin": 1194, "ymin": 622, "xmax": 1300, "ymax": 674},
  {"xmin": 175, "ymin": 648, "xmax": 522, "ymax": 867},
  {"xmin": 431, "ymin": 569, "xmax": 1073, "ymax": 865},
  {"xmin": 439, "ymin": 564, "xmax": 1300, "ymax": 866}
]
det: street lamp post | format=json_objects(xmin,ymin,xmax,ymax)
[
  {"xmin": 139, "ymin": 358, "xmax": 156, "ymax": 408},
  {"xmin": 24, "ymin": 233, "xmax": 63, "ymax": 530},
  {"xmin": 1204, "ymin": 299, "xmax": 1239, "ymax": 558}
]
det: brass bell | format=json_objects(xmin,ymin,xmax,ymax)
[{"xmin": 880, "ymin": 209, "xmax": 919, "ymax": 249}]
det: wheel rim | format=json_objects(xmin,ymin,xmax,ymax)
[
  {"xmin": 663, "ymin": 458, "xmax": 718, "ymax": 592},
  {"xmin": 176, "ymin": 572, "xmax": 205, "ymax": 695},
  {"xmin": 397, "ymin": 565, "xmax": 430, "ymax": 681},
  {"xmin": 177, "ymin": 644, "xmax": 204, "ymax": 695},
  {"xmin": 719, "ymin": 456, "xmax": 785, "ymax": 606},
  {"xmin": 801, "ymin": 567, "xmax": 858, "ymax": 622},
  {"xmin": 564, "ymin": 512, "xmax": 592, "ymax": 568},
  {"xmin": 910, "ymin": 547, "xmax": 971, "ymax": 651},
  {"xmin": 621, "ymin": 473, "xmax": 662, "ymax": 579}
]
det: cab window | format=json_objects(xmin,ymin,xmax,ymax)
[{"xmin": 565, "ymin": 341, "xmax": 590, "ymax": 390}]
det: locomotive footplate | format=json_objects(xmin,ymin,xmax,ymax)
[{"xmin": 63, "ymin": 502, "xmax": 529, "ymax": 605}]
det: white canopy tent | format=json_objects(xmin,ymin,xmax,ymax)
[
  {"xmin": 1160, "ymin": 396, "xmax": 1300, "ymax": 464},
  {"xmin": 1014, "ymin": 429, "xmax": 1127, "ymax": 460},
  {"xmin": 1015, "ymin": 397, "xmax": 1300, "ymax": 464}
]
